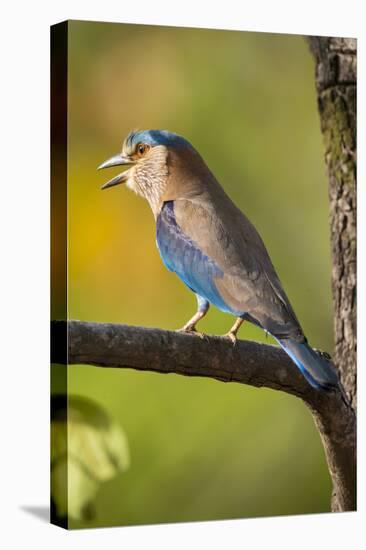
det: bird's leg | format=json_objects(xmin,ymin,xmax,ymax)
[
  {"xmin": 225, "ymin": 317, "xmax": 244, "ymax": 344},
  {"xmin": 177, "ymin": 295, "xmax": 209, "ymax": 337}
]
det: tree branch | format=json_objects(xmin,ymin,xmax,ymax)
[
  {"xmin": 53, "ymin": 320, "xmax": 311, "ymax": 396},
  {"xmin": 51, "ymin": 319, "xmax": 356, "ymax": 512}
]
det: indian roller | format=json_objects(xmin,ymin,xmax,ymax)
[{"xmin": 98, "ymin": 129, "xmax": 339, "ymax": 391}]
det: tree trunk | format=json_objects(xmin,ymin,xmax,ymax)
[
  {"xmin": 307, "ymin": 36, "xmax": 357, "ymax": 510},
  {"xmin": 307, "ymin": 36, "xmax": 357, "ymax": 407}
]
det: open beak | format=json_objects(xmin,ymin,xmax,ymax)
[{"xmin": 97, "ymin": 153, "xmax": 133, "ymax": 190}]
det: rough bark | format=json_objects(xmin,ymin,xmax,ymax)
[
  {"xmin": 51, "ymin": 319, "xmax": 356, "ymax": 512},
  {"xmin": 307, "ymin": 37, "xmax": 357, "ymax": 410}
]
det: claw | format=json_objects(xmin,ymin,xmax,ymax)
[
  {"xmin": 177, "ymin": 323, "xmax": 196, "ymax": 333},
  {"xmin": 314, "ymin": 348, "xmax": 332, "ymax": 361},
  {"xmin": 176, "ymin": 326, "xmax": 207, "ymax": 340}
]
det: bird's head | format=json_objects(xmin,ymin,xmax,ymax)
[{"xmin": 98, "ymin": 129, "xmax": 210, "ymax": 215}]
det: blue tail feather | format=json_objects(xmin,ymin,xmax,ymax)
[{"xmin": 277, "ymin": 338, "xmax": 339, "ymax": 391}]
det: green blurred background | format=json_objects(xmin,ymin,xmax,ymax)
[{"xmin": 57, "ymin": 21, "xmax": 334, "ymax": 527}]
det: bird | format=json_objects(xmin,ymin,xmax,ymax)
[{"xmin": 98, "ymin": 129, "xmax": 339, "ymax": 391}]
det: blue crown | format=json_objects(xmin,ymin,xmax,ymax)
[{"xmin": 124, "ymin": 129, "xmax": 190, "ymax": 149}]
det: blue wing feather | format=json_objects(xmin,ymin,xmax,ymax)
[{"xmin": 156, "ymin": 201, "xmax": 242, "ymax": 315}]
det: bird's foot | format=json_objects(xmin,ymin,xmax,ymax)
[
  {"xmin": 314, "ymin": 348, "xmax": 332, "ymax": 361},
  {"xmin": 176, "ymin": 325, "xmax": 207, "ymax": 340},
  {"xmin": 223, "ymin": 318, "xmax": 244, "ymax": 345},
  {"xmin": 224, "ymin": 331, "xmax": 238, "ymax": 345}
]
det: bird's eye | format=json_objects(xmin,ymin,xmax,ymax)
[{"xmin": 137, "ymin": 143, "xmax": 149, "ymax": 157}]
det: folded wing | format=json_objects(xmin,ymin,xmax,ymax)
[{"xmin": 157, "ymin": 197, "xmax": 304, "ymax": 341}]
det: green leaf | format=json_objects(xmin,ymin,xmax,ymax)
[{"xmin": 51, "ymin": 395, "xmax": 130, "ymax": 522}]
